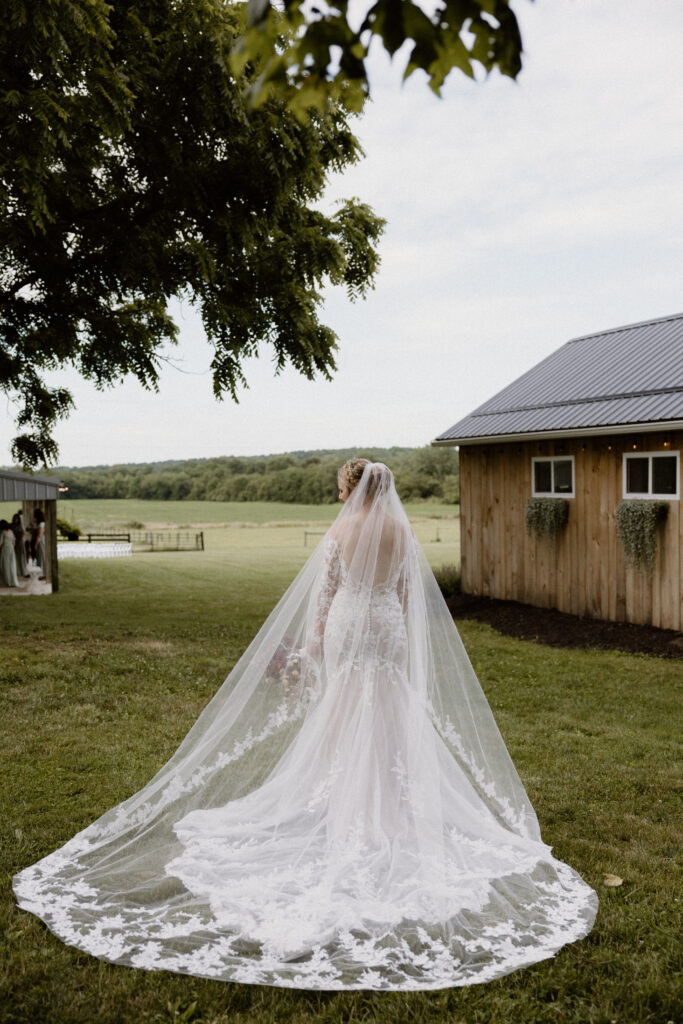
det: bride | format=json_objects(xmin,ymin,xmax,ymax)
[{"xmin": 13, "ymin": 459, "xmax": 597, "ymax": 990}]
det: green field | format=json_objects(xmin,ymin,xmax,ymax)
[
  {"xmin": 1, "ymin": 512, "xmax": 680, "ymax": 1024},
  {"xmin": 1, "ymin": 498, "xmax": 460, "ymax": 529}
]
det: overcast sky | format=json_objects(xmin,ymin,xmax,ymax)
[{"xmin": 2, "ymin": 0, "xmax": 682, "ymax": 468}]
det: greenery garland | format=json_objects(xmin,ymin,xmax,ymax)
[
  {"xmin": 616, "ymin": 500, "xmax": 669, "ymax": 573},
  {"xmin": 56, "ymin": 517, "xmax": 81, "ymax": 541},
  {"xmin": 525, "ymin": 498, "xmax": 570, "ymax": 539}
]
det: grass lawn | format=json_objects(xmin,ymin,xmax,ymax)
[{"xmin": 1, "ymin": 528, "xmax": 680, "ymax": 1023}]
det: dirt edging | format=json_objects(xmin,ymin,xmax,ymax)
[{"xmin": 447, "ymin": 594, "xmax": 683, "ymax": 660}]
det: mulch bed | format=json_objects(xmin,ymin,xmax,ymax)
[{"xmin": 447, "ymin": 594, "xmax": 683, "ymax": 660}]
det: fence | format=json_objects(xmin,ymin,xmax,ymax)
[
  {"xmin": 303, "ymin": 530, "xmax": 326, "ymax": 547},
  {"xmin": 129, "ymin": 530, "xmax": 204, "ymax": 553}
]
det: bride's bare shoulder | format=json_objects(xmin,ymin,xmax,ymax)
[
  {"xmin": 327, "ymin": 514, "xmax": 368, "ymax": 546},
  {"xmin": 327, "ymin": 519, "xmax": 350, "ymax": 542}
]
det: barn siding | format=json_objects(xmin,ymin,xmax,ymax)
[{"xmin": 459, "ymin": 430, "xmax": 683, "ymax": 631}]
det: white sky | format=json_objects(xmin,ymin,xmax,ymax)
[{"xmin": 2, "ymin": 0, "xmax": 682, "ymax": 468}]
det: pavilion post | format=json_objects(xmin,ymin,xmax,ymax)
[{"xmin": 45, "ymin": 499, "xmax": 59, "ymax": 592}]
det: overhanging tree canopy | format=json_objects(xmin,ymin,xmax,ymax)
[
  {"xmin": 236, "ymin": 0, "xmax": 524, "ymax": 115},
  {"xmin": 0, "ymin": 0, "xmax": 385, "ymax": 467}
]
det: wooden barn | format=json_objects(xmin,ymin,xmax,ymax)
[{"xmin": 434, "ymin": 312, "xmax": 683, "ymax": 631}]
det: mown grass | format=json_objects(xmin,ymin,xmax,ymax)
[{"xmin": 1, "ymin": 535, "xmax": 681, "ymax": 1024}]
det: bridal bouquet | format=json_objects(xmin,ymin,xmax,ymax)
[{"xmin": 266, "ymin": 638, "xmax": 310, "ymax": 706}]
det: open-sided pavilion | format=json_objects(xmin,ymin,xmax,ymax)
[{"xmin": 0, "ymin": 469, "xmax": 61, "ymax": 592}]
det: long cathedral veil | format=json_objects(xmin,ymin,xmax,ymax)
[{"xmin": 13, "ymin": 462, "xmax": 597, "ymax": 989}]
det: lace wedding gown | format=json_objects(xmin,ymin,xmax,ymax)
[{"xmin": 13, "ymin": 464, "xmax": 597, "ymax": 989}]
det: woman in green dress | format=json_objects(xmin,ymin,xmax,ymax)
[
  {"xmin": 11, "ymin": 512, "xmax": 28, "ymax": 578},
  {"xmin": 0, "ymin": 519, "xmax": 19, "ymax": 588}
]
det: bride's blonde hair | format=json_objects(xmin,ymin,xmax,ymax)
[
  {"xmin": 339, "ymin": 459, "xmax": 392, "ymax": 499},
  {"xmin": 338, "ymin": 459, "xmax": 370, "ymax": 491}
]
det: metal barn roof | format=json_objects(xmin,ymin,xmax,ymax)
[
  {"xmin": 434, "ymin": 312, "xmax": 683, "ymax": 445},
  {"xmin": 0, "ymin": 468, "xmax": 62, "ymax": 503}
]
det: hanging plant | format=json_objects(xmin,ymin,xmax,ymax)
[
  {"xmin": 616, "ymin": 500, "xmax": 669, "ymax": 573},
  {"xmin": 525, "ymin": 498, "xmax": 570, "ymax": 539}
]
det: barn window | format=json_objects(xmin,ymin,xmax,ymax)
[
  {"xmin": 532, "ymin": 457, "xmax": 575, "ymax": 497},
  {"xmin": 623, "ymin": 451, "xmax": 679, "ymax": 499}
]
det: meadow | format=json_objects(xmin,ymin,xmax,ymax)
[
  {"xmin": 0, "ymin": 503, "xmax": 680, "ymax": 1023},
  {"xmin": 16, "ymin": 497, "xmax": 460, "ymax": 529}
]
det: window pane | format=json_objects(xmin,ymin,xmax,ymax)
[
  {"xmin": 652, "ymin": 455, "xmax": 677, "ymax": 495},
  {"xmin": 534, "ymin": 461, "xmax": 552, "ymax": 493},
  {"xmin": 553, "ymin": 459, "xmax": 573, "ymax": 494},
  {"xmin": 626, "ymin": 457, "xmax": 649, "ymax": 493}
]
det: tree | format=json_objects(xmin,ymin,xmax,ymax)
[
  {"xmin": 237, "ymin": 0, "xmax": 524, "ymax": 116},
  {"xmin": 0, "ymin": 0, "xmax": 385, "ymax": 467}
]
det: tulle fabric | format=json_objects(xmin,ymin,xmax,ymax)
[{"xmin": 13, "ymin": 463, "xmax": 597, "ymax": 989}]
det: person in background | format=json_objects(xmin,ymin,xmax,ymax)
[
  {"xmin": 27, "ymin": 515, "xmax": 37, "ymax": 565},
  {"xmin": 33, "ymin": 508, "xmax": 46, "ymax": 580},
  {"xmin": 11, "ymin": 512, "xmax": 29, "ymax": 579},
  {"xmin": 0, "ymin": 519, "xmax": 19, "ymax": 588}
]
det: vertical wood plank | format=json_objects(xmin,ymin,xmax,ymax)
[
  {"xmin": 589, "ymin": 440, "xmax": 602, "ymax": 617},
  {"xmin": 614, "ymin": 436, "xmax": 630, "ymax": 618},
  {"xmin": 605, "ymin": 441, "xmax": 618, "ymax": 622},
  {"xmin": 675, "ymin": 494, "xmax": 683, "ymax": 632},
  {"xmin": 45, "ymin": 499, "xmax": 59, "ymax": 592},
  {"xmin": 493, "ymin": 446, "xmax": 505, "ymax": 599},
  {"xmin": 467, "ymin": 447, "xmax": 480, "ymax": 596},
  {"xmin": 520, "ymin": 444, "xmax": 531, "ymax": 605},
  {"xmin": 459, "ymin": 448, "xmax": 469, "ymax": 592},
  {"xmin": 525, "ymin": 442, "xmax": 539, "ymax": 607},
  {"xmin": 501, "ymin": 446, "xmax": 511, "ymax": 599},
  {"xmin": 598, "ymin": 439, "xmax": 610, "ymax": 620},
  {"xmin": 482, "ymin": 447, "xmax": 493, "ymax": 597},
  {"xmin": 469, "ymin": 447, "xmax": 480, "ymax": 596},
  {"xmin": 575, "ymin": 443, "xmax": 587, "ymax": 617},
  {"xmin": 460, "ymin": 448, "xmax": 472, "ymax": 593},
  {"xmin": 651, "ymin": 432, "xmax": 663, "ymax": 628},
  {"xmin": 510, "ymin": 445, "xmax": 524, "ymax": 602}
]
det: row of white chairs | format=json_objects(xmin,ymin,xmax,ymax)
[{"xmin": 57, "ymin": 542, "xmax": 132, "ymax": 559}]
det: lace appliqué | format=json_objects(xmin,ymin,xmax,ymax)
[{"xmin": 14, "ymin": 839, "xmax": 597, "ymax": 989}]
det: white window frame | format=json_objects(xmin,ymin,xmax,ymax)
[
  {"xmin": 531, "ymin": 455, "xmax": 575, "ymax": 498},
  {"xmin": 622, "ymin": 450, "xmax": 680, "ymax": 500}
]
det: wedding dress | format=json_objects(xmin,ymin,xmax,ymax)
[{"xmin": 13, "ymin": 463, "xmax": 597, "ymax": 990}]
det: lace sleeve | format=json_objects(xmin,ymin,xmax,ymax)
[
  {"xmin": 312, "ymin": 538, "xmax": 342, "ymax": 644},
  {"xmin": 397, "ymin": 527, "xmax": 416, "ymax": 613},
  {"xmin": 397, "ymin": 560, "xmax": 408, "ymax": 613}
]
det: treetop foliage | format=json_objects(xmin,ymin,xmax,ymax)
[
  {"xmin": 1, "ymin": 1, "xmax": 385, "ymax": 468},
  {"xmin": 235, "ymin": 0, "xmax": 525, "ymax": 116},
  {"xmin": 50, "ymin": 446, "xmax": 460, "ymax": 504}
]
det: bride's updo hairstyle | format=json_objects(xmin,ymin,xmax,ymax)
[
  {"xmin": 339, "ymin": 459, "xmax": 393, "ymax": 501},
  {"xmin": 338, "ymin": 458, "xmax": 370, "ymax": 492}
]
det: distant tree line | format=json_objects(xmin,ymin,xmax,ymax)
[{"xmin": 55, "ymin": 447, "xmax": 459, "ymax": 505}]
